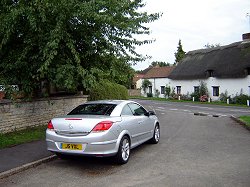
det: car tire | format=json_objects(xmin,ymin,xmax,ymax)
[
  {"xmin": 150, "ymin": 124, "xmax": 160, "ymax": 144},
  {"xmin": 115, "ymin": 136, "xmax": 130, "ymax": 164}
]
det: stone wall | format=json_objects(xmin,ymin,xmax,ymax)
[
  {"xmin": 0, "ymin": 96, "xmax": 88, "ymax": 134},
  {"xmin": 128, "ymin": 89, "xmax": 141, "ymax": 97}
]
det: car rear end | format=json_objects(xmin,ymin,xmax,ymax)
[{"xmin": 46, "ymin": 101, "xmax": 124, "ymax": 157}]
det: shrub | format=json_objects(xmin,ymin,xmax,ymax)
[
  {"xmin": 233, "ymin": 94, "xmax": 250, "ymax": 105},
  {"xmin": 89, "ymin": 80, "xmax": 128, "ymax": 101},
  {"xmin": 155, "ymin": 89, "xmax": 160, "ymax": 98},
  {"xmin": 147, "ymin": 93, "xmax": 153, "ymax": 97},
  {"xmin": 199, "ymin": 81, "xmax": 208, "ymax": 96},
  {"xmin": 190, "ymin": 91, "xmax": 200, "ymax": 101},
  {"xmin": 141, "ymin": 79, "xmax": 152, "ymax": 94},
  {"xmin": 219, "ymin": 90, "xmax": 229, "ymax": 103},
  {"xmin": 164, "ymin": 85, "xmax": 171, "ymax": 98},
  {"xmin": 182, "ymin": 92, "xmax": 192, "ymax": 101},
  {"xmin": 200, "ymin": 95, "xmax": 208, "ymax": 102}
]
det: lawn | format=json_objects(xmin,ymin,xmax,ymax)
[
  {"xmin": 130, "ymin": 96, "xmax": 247, "ymax": 107},
  {"xmin": 0, "ymin": 125, "xmax": 47, "ymax": 149},
  {"xmin": 239, "ymin": 116, "xmax": 250, "ymax": 127}
]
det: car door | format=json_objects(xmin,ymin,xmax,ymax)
[
  {"xmin": 120, "ymin": 104, "xmax": 142, "ymax": 147},
  {"xmin": 128, "ymin": 103, "xmax": 154, "ymax": 143}
]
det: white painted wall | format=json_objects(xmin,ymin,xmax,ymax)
[
  {"xmin": 141, "ymin": 78, "xmax": 171, "ymax": 98},
  {"xmin": 142, "ymin": 76, "xmax": 250, "ymax": 100},
  {"xmin": 136, "ymin": 79, "xmax": 143, "ymax": 89}
]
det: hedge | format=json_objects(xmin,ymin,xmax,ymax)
[{"xmin": 89, "ymin": 81, "xmax": 128, "ymax": 101}]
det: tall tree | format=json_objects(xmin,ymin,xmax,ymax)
[
  {"xmin": 204, "ymin": 43, "xmax": 221, "ymax": 48},
  {"xmin": 0, "ymin": 0, "xmax": 161, "ymax": 95},
  {"xmin": 150, "ymin": 61, "xmax": 170, "ymax": 67},
  {"xmin": 174, "ymin": 39, "xmax": 186, "ymax": 65}
]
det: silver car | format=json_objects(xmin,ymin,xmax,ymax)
[{"xmin": 46, "ymin": 100, "xmax": 160, "ymax": 164}]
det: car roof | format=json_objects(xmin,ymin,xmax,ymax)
[{"xmin": 84, "ymin": 100, "xmax": 133, "ymax": 105}]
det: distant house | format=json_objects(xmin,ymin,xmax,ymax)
[
  {"xmin": 169, "ymin": 34, "xmax": 250, "ymax": 100},
  {"xmin": 141, "ymin": 66, "xmax": 175, "ymax": 97},
  {"xmin": 132, "ymin": 73, "xmax": 144, "ymax": 89}
]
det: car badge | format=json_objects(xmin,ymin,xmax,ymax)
[{"xmin": 69, "ymin": 124, "xmax": 73, "ymax": 129}]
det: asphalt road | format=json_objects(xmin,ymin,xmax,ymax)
[
  {"xmin": 133, "ymin": 99, "xmax": 250, "ymax": 117},
  {"xmin": 1, "ymin": 100, "xmax": 250, "ymax": 187}
]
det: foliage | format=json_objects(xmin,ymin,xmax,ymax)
[
  {"xmin": 170, "ymin": 87, "xmax": 176, "ymax": 97},
  {"xmin": 190, "ymin": 91, "xmax": 200, "ymax": 101},
  {"xmin": 0, "ymin": 0, "xmax": 161, "ymax": 96},
  {"xmin": 199, "ymin": 81, "xmax": 208, "ymax": 96},
  {"xmin": 147, "ymin": 93, "xmax": 153, "ymax": 97},
  {"xmin": 164, "ymin": 84, "xmax": 171, "ymax": 98},
  {"xmin": 141, "ymin": 79, "xmax": 152, "ymax": 94},
  {"xmin": 190, "ymin": 81, "xmax": 208, "ymax": 101},
  {"xmin": 204, "ymin": 43, "xmax": 221, "ymax": 48},
  {"xmin": 155, "ymin": 89, "xmax": 160, "ymax": 98},
  {"xmin": 150, "ymin": 61, "xmax": 170, "ymax": 67},
  {"xmin": 231, "ymin": 94, "xmax": 250, "ymax": 105},
  {"xmin": 174, "ymin": 39, "xmax": 186, "ymax": 65},
  {"xmin": 181, "ymin": 92, "xmax": 192, "ymax": 101},
  {"xmin": 200, "ymin": 95, "xmax": 208, "ymax": 102},
  {"xmin": 219, "ymin": 90, "xmax": 229, "ymax": 103},
  {"xmin": 89, "ymin": 80, "xmax": 128, "ymax": 101}
]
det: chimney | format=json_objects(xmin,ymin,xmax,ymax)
[{"xmin": 242, "ymin": 33, "xmax": 250, "ymax": 41}]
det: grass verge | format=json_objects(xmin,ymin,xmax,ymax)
[
  {"xmin": 239, "ymin": 116, "xmax": 250, "ymax": 127},
  {"xmin": 130, "ymin": 96, "xmax": 247, "ymax": 107},
  {"xmin": 0, "ymin": 125, "xmax": 47, "ymax": 149}
]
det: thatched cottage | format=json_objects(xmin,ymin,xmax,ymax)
[{"xmin": 141, "ymin": 33, "xmax": 250, "ymax": 100}]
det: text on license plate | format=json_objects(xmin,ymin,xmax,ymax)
[{"xmin": 61, "ymin": 143, "xmax": 82, "ymax": 150}]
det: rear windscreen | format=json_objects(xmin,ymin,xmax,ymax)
[{"xmin": 68, "ymin": 104, "xmax": 117, "ymax": 116}]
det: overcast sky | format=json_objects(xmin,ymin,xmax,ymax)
[{"xmin": 132, "ymin": 0, "xmax": 250, "ymax": 70}]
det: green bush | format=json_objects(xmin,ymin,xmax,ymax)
[
  {"xmin": 147, "ymin": 93, "xmax": 153, "ymax": 97},
  {"xmin": 190, "ymin": 91, "xmax": 200, "ymax": 101},
  {"xmin": 232, "ymin": 94, "xmax": 250, "ymax": 105},
  {"xmin": 89, "ymin": 81, "xmax": 128, "ymax": 101}
]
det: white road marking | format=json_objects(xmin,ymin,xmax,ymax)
[
  {"xmin": 230, "ymin": 110, "xmax": 250, "ymax": 113},
  {"xmin": 157, "ymin": 107, "xmax": 165, "ymax": 109},
  {"xmin": 169, "ymin": 109, "xmax": 178, "ymax": 111}
]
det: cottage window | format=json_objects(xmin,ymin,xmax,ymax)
[
  {"xmin": 148, "ymin": 86, "xmax": 152, "ymax": 94},
  {"xmin": 161, "ymin": 86, "xmax": 165, "ymax": 94},
  {"xmin": 194, "ymin": 86, "xmax": 199, "ymax": 93},
  {"xmin": 207, "ymin": 70, "xmax": 214, "ymax": 77},
  {"xmin": 246, "ymin": 68, "xmax": 250, "ymax": 75},
  {"xmin": 212, "ymin": 86, "xmax": 219, "ymax": 96},
  {"xmin": 176, "ymin": 86, "xmax": 181, "ymax": 94}
]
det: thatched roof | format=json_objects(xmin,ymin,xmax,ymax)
[
  {"xmin": 169, "ymin": 41, "xmax": 250, "ymax": 80},
  {"xmin": 143, "ymin": 66, "xmax": 175, "ymax": 79}
]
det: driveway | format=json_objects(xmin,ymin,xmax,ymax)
[{"xmin": 1, "ymin": 100, "xmax": 250, "ymax": 187}]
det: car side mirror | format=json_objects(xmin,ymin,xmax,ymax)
[{"xmin": 146, "ymin": 111, "xmax": 155, "ymax": 116}]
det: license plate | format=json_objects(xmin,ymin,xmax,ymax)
[{"xmin": 61, "ymin": 143, "xmax": 82, "ymax": 150}]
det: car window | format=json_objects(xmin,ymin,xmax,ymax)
[
  {"xmin": 121, "ymin": 104, "xmax": 134, "ymax": 116},
  {"xmin": 68, "ymin": 104, "xmax": 117, "ymax": 116},
  {"xmin": 128, "ymin": 103, "xmax": 147, "ymax": 116}
]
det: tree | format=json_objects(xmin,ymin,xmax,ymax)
[
  {"xmin": 141, "ymin": 79, "xmax": 151, "ymax": 94},
  {"xmin": 164, "ymin": 84, "xmax": 171, "ymax": 98},
  {"xmin": 150, "ymin": 61, "xmax": 170, "ymax": 67},
  {"xmin": 174, "ymin": 39, "xmax": 186, "ymax": 65},
  {"xmin": 204, "ymin": 43, "xmax": 221, "ymax": 48},
  {"xmin": 0, "ymin": 0, "xmax": 161, "ymax": 96}
]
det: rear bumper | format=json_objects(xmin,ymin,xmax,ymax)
[{"xmin": 46, "ymin": 129, "xmax": 118, "ymax": 157}]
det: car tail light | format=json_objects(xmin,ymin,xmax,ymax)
[
  {"xmin": 47, "ymin": 120, "xmax": 54, "ymax": 130},
  {"xmin": 91, "ymin": 121, "xmax": 113, "ymax": 132}
]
